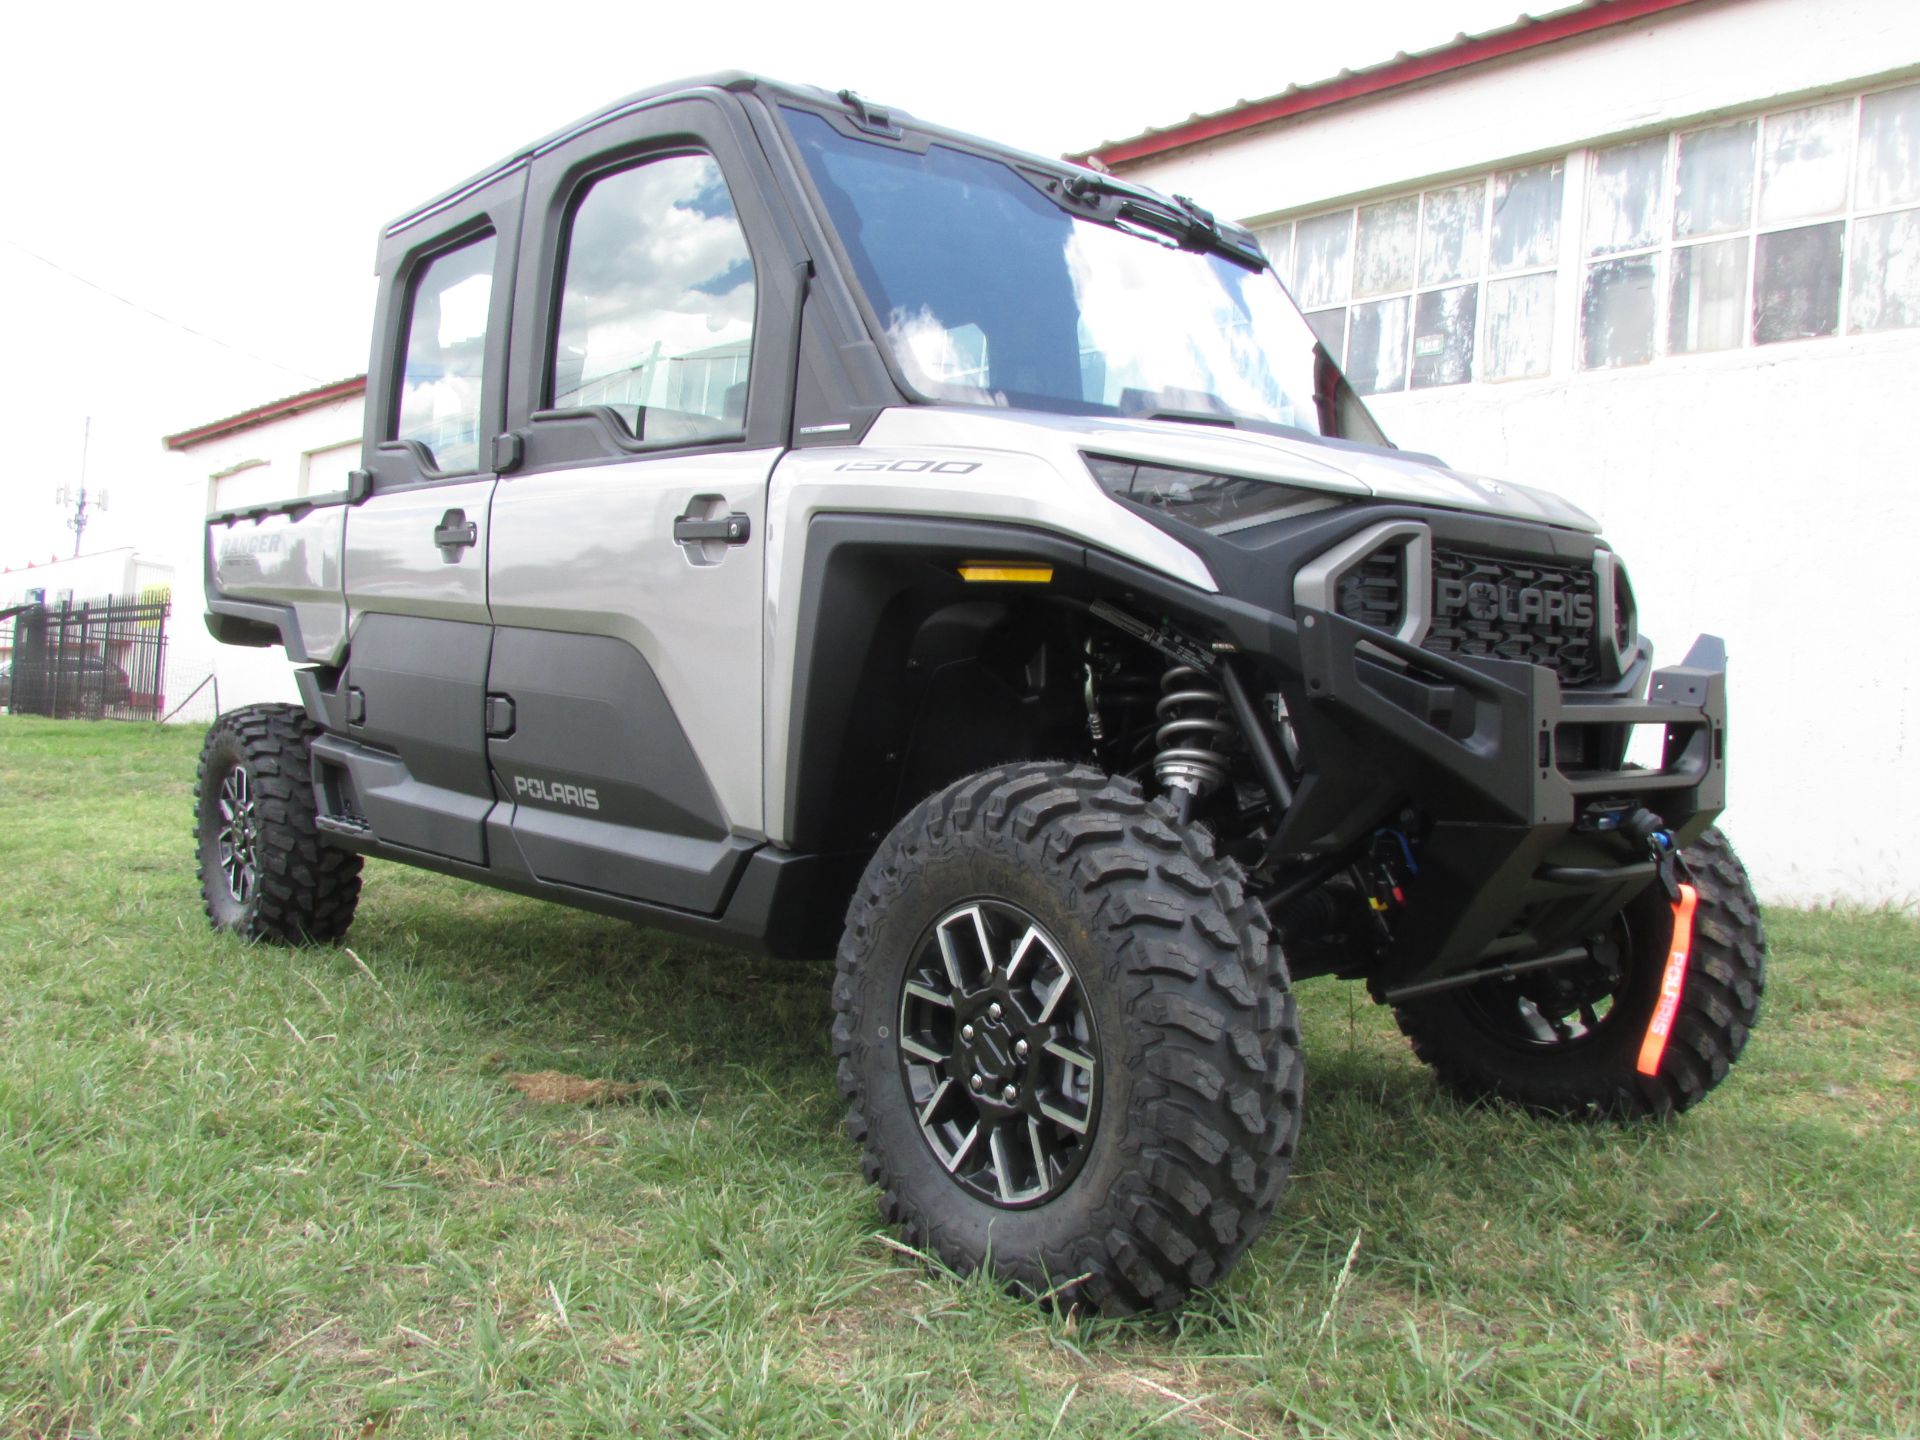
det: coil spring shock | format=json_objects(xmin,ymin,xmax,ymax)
[{"xmin": 1154, "ymin": 664, "xmax": 1233, "ymax": 816}]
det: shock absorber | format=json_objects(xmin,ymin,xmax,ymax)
[{"xmin": 1154, "ymin": 664, "xmax": 1232, "ymax": 819}]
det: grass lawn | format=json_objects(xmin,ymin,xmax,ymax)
[{"xmin": 0, "ymin": 715, "xmax": 1914, "ymax": 1438}]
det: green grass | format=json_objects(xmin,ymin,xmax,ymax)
[{"xmin": 0, "ymin": 715, "xmax": 1914, "ymax": 1439}]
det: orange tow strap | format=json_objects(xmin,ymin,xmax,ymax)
[{"xmin": 1636, "ymin": 881, "xmax": 1700, "ymax": 1077}]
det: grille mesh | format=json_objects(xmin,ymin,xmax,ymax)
[
  {"xmin": 1425, "ymin": 549, "xmax": 1599, "ymax": 686},
  {"xmin": 1333, "ymin": 543, "xmax": 1602, "ymax": 687}
]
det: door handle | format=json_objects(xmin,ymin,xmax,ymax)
[
  {"xmin": 672, "ymin": 512, "xmax": 751, "ymax": 546},
  {"xmin": 434, "ymin": 509, "xmax": 478, "ymax": 551}
]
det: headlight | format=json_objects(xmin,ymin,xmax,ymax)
[{"xmin": 1084, "ymin": 454, "xmax": 1347, "ymax": 535}]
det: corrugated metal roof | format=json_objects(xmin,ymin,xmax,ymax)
[
  {"xmin": 1077, "ymin": 0, "xmax": 1712, "ymax": 167},
  {"xmin": 163, "ymin": 375, "xmax": 366, "ymax": 452}
]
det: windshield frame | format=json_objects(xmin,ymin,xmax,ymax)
[{"xmin": 771, "ymin": 99, "xmax": 1390, "ymax": 447}]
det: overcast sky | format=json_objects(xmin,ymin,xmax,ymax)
[{"xmin": 0, "ymin": 0, "xmax": 1532, "ymax": 568}]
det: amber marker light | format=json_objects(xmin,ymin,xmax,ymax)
[{"xmin": 956, "ymin": 563, "xmax": 1054, "ymax": 583}]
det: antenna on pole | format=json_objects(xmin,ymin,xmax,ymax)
[{"xmin": 56, "ymin": 416, "xmax": 106, "ymax": 558}]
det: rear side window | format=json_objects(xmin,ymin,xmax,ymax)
[
  {"xmin": 550, "ymin": 153, "xmax": 755, "ymax": 445},
  {"xmin": 394, "ymin": 233, "xmax": 496, "ymax": 473}
]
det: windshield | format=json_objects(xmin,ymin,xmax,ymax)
[{"xmin": 785, "ymin": 108, "xmax": 1376, "ymax": 439}]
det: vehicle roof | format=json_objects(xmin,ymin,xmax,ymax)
[{"xmin": 383, "ymin": 72, "xmax": 865, "ymax": 239}]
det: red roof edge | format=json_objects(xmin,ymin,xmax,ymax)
[
  {"xmin": 163, "ymin": 375, "xmax": 368, "ymax": 451},
  {"xmin": 1078, "ymin": 0, "xmax": 1709, "ymax": 168}
]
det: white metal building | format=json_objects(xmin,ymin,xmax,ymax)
[
  {"xmin": 159, "ymin": 376, "xmax": 366, "ymax": 722},
  {"xmin": 1084, "ymin": 0, "xmax": 1920, "ymax": 906}
]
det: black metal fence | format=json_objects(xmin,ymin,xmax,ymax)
[{"xmin": 3, "ymin": 591, "xmax": 171, "ymax": 722}]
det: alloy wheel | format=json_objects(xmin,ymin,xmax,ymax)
[{"xmin": 896, "ymin": 901, "xmax": 1101, "ymax": 1207}]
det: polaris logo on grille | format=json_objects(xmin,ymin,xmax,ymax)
[
  {"xmin": 513, "ymin": 775, "xmax": 600, "ymax": 811},
  {"xmin": 1436, "ymin": 579, "xmax": 1594, "ymax": 630}
]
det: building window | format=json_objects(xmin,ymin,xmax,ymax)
[
  {"xmin": 1256, "ymin": 79, "xmax": 1920, "ymax": 389},
  {"xmin": 1260, "ymin": 162, "xmax": 1561, "ymax": 394}
]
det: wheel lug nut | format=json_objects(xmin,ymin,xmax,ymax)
[
  {"xmin": 989, "ymin": 1003, "xmax": 1003, "ymax": 1021},
  {"xmin": 1002, "ymin": 1084, "xmax": 1018, "ymax": 1103},
  {"xmin": 961, "ymin": 1024, "xmax": 975, "ymax": 1042},
  {"xmin": 970, "ymin": 1073, "xmax": 984, "ymax": 1091},
  {"xmin": 1015, "ymin": 1039, "xmax": 1029, "ymax": 1060}
]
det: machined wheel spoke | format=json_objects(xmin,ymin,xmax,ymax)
[
  {"xmin": 1037, "ymin": 1099, "xmax": 1090, "ymax": 1135},
  {"xmin": 943, "ymin": 1123, "xmax": 980, "ymax": 1173},
  {"xmin": 1003, "ymin": 926, "xmax": 1042, "ymax": 982},
  {"xmin": 1035, "ymin": 971, "xmax": 1073, "ymax": 1024},
  {"xmin": 917, "ymin": 1078, "xmax": 953, "ymax": 1128},
  {"xmin": 1026, "ymin": 1116, "xmax": 1050, "ymax": 1182},
  {"xmin": 900, "ymin": 1033, "xmax": 946, "ymax": 1064},
  {"xmin": 903, "ymin": 980, "xmax": 952, "ymax": 1010},
  {"xmin": 988, "ymin": 1124, "xmax": 1017, "ymax": 1203},
  {"xmin": 1044, "ymin": 1039, "xmax": 1095, "ymax": 1074}
]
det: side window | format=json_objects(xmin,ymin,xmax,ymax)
[
  {"xmin": 394, "ymin": 233, "xmax": 496, "ymax": 474},
  {"xmin": 550, "ymin": 153, "xmax": 756, "ymax": 445}
]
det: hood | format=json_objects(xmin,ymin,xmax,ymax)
[{"xmin": 875, "ymin": 407, "xmax": 1600, "ymax": 533}]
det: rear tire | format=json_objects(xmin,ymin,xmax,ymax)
[
  {"xmin": 1393, "ymin": 827, "xmax": 1764, "ymax": 1118},
  {"xmin": 833, "ymin": 762, "xmax": 1302, "ymax": 1313},
  {"xmin": 194, "ymin": 704, "xmax": 361, "ymax": 943}
]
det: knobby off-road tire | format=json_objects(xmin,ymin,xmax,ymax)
[
  {"xmin": 195, "ymin": 704, "xmax": 361, "ymax": 943},
  {"xmin": 1394, "ymin": 826, "xmax": 1764, "ymax": 1118},
  {"xmin": 833, "ymin": 762, "xmax": 1303, "ymax": 1314}
]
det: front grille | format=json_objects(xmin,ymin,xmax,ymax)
[
  {"xmin": 1333, "ymin": 542, "xmax": 1602, "ymax": 687},
  {"xmin": 1425, "ymin": 548, "xmax": 1600, "ymax": 686}
]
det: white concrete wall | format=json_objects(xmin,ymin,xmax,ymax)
[
  {"xmin": 1112, "ymin": 0, "xmax": 1920, "ymax": 906},
  {"xmin": 162, "ymin": 392, "xmax": 364, "ymax": 723}
]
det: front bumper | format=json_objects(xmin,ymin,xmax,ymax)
[{"xmin": 1281, "ymin": 607, "xmax": 1727, "ymax": 994}]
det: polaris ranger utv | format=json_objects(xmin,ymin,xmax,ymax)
[{"xmin": 195, "ymin": 74, "xmax": 1764, "ymax": 1313}]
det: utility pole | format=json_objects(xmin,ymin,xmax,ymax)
[{"xmin": 55, "ymin": 416, "xmax": 106, "ymax": 558}]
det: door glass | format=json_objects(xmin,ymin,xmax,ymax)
[
  {"xmin": 394, "ymin": 233, "xmax": 496, "ymax": 474},
  {"xmin": 551, "ymin": 153, "xmax": 756, "ymax": 444}
]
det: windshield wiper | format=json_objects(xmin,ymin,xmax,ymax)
[{"xmin": 1050, "ymin": 172, "xmax": 1268, "ymax": 270}]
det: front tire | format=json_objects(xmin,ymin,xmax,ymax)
[
  {"xmin": 194, "ymin": 705, "xmax": 362, "ymax": 943},
  {"xmin": 1394, "ymin": 827, "xmax": 1765, "ymax": 1118},
  {"xmin": 832, "ymin": 763, "xmax": 1302, "ymax": 1313}
]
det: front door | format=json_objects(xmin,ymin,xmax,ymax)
[
  {"xmin": 340, "ymin": 170, "xmax": 525, "ymax": 864},
  {"xmin": 485, "ymin": 94, "xmax": 805, "ymax": 911}
]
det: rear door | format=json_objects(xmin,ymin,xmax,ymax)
[
  {"xmin": 486, "ymin": 91, "xmax": 805, "ymax": 911},
  {"xmin": 340, "ymin": 169, "xmax": 525, "ymax": 864}
]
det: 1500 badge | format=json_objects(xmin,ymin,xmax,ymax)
[{"xmin": 513, "ymin": 775, "xmax": 600, "ymax": 811}]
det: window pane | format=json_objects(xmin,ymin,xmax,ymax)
[
  {"xmin": 1354, "ymin": 197, "xmax": 1418, "ymax": 296},
  {"xmin": 1484, "ymin": 272, "xmax": 1555, "ymax": 380},
  {"xmin": 1847, "ymin": 207, "xmax": 1920, "ymax": 333},
  {"xmin": 395, "ymin": 233, "xmax": 496, "ymax": 473},
  {"xmin": 1586, "ymin": 137, "xmax": 1666, "ymax": 255},
  {"xmin": 1411, "ymin": 284, "xmax": 1478, "ymax": 388},
  {"xmin": 1293, "ymin": 211, "xmax": 1353, "ymax": 308},
  {"xmin": 1669, "ymin": 238, "xmax": 1749, "ymax": 354},
  {"xmin": 1490, "ymin": 164, "xmax": 1563, "ymax": 272},
  {"xmin": 1420, "ymin": 181, "xmax": 1485, "ymax": 285},
  {"xmin": 553, "ymin": 154, "xmax": 755, "ymax": 442},
  {"xmin": 1754, "ymin": 221, "xmax": 1843, "ymax": 343},
  {"xmin": 1304, "ymin": 307, "xmax": 1347, "ymax": 366},
  {"xmin": 1581, "ymin": 255, "xmax": 1657, "ymax": 368},
  {"xmin": 1346, "ymin": 296, "xmax": 1409, "ymax": 395},
  {"xmin": 1674, "ymin": 121, "xmax": 1756, "ymax": 238},
  {"xmin": 1858, "ymin": 84, "xmax": 1920, "ymax": 211},
  {"xmin": 1759, "ymin": 103, "xmax": 1851, "ymax": 224},
  {"xmin": 1255, "ymin": 223, "xmax": 1293, "ymax": 283}
]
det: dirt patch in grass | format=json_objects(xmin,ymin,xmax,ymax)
[{"xmin": 505, "ymin": 1069, "xmax": 664, "ymax": 1105}]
